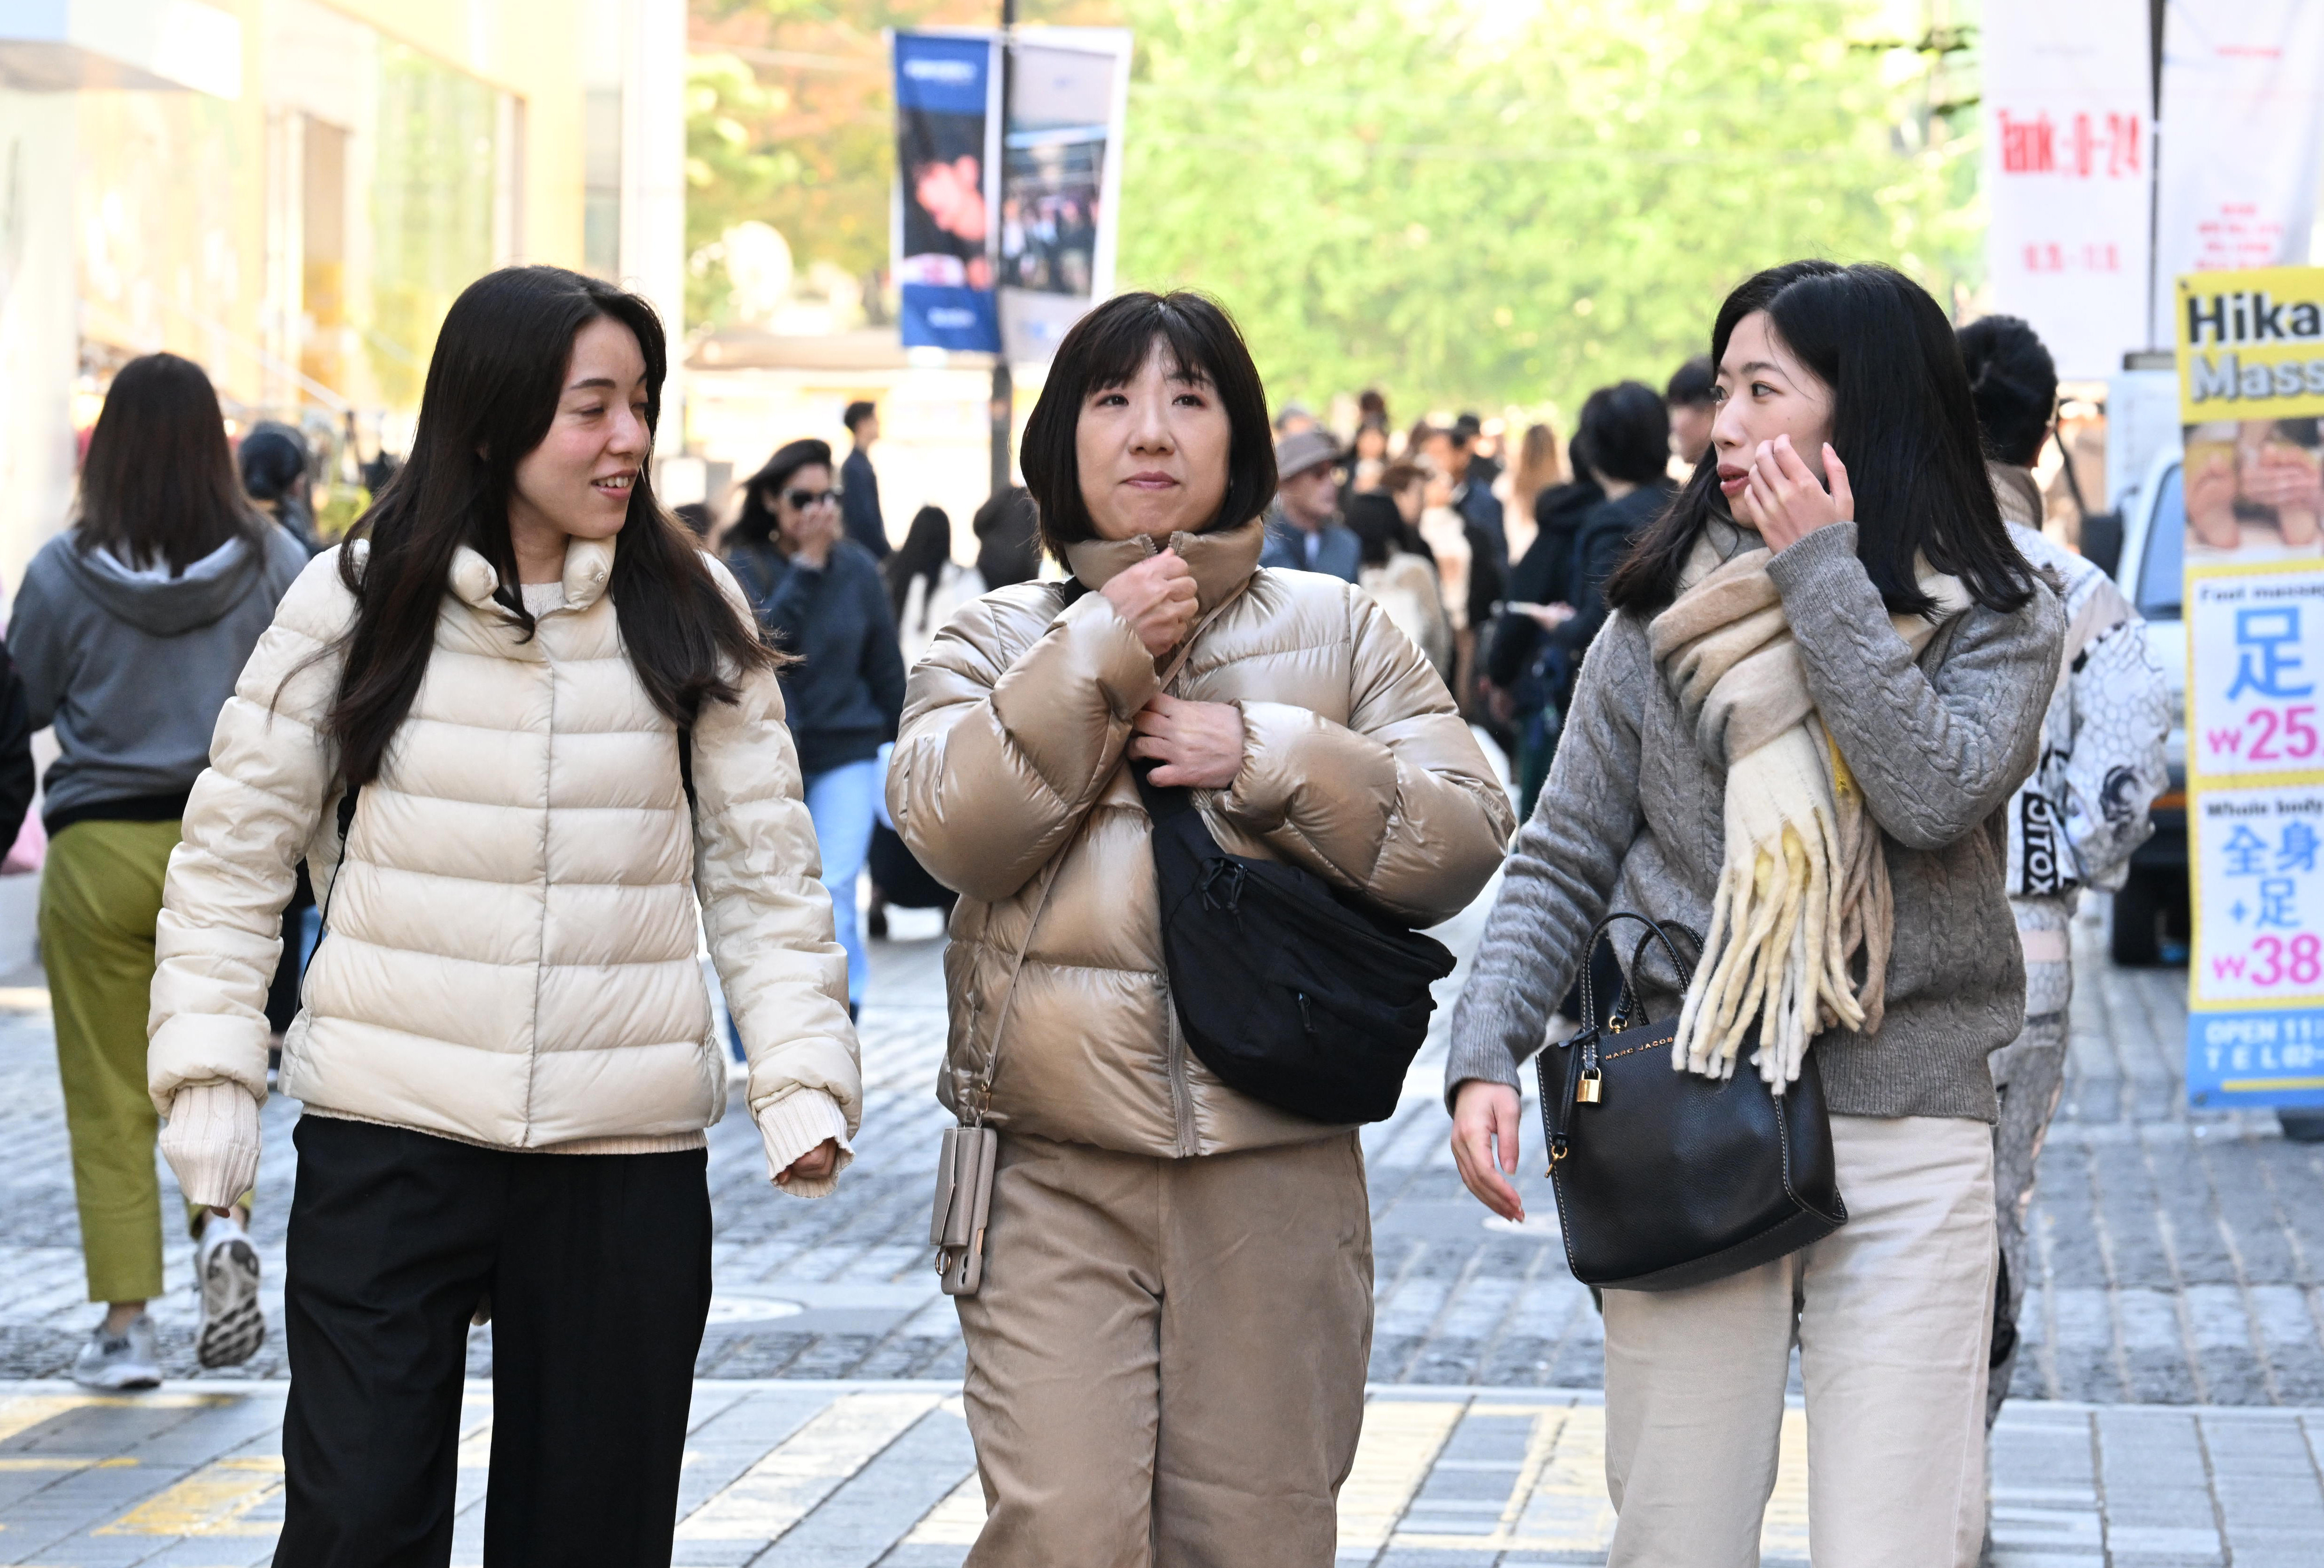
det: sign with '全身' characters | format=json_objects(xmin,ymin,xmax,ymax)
[
  {"xmin": 2182, "ymin": 265, "xmax": 2324, "ymax": 1108},
  {"xmin": 2186, "ymin": 559, "xmax": 2324, "ymax": 1107}
]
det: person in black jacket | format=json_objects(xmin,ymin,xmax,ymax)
[
  {"xmin": 1534, "ymin": 383, "xmax": 1673, "ymax": 709},
  {"xmin": 1487, "ymin": 440, "xmax": 1604, "ymax": 819},
  {"xmin": 727, "ymin": 439, "xmax": 907, "ymax": 1016},
  {"xmin": 971, "ymin": 485, "xmax": 1041, "ymax": 589},
  {"xmin": 840, "ymin": 401, "xmax": 890, "ymax": 559},
  {"xmin": 0, "ymin": 637, "xmax": 33, "ymax": 856}
]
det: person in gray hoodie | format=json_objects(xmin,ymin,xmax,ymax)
[
  {"xmin": 6, "ymin": 352, "xmax": 306, "ymax": 1389},
  {"xmin": 1447, "ymin": 263, "xmax": 2063, "ymax": 1564}
]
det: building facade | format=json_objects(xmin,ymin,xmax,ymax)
[{"xmin": 0, "ymin": 0, "xmax": 687, "ymax": 593}]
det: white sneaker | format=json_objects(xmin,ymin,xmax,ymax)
[
  {"xmin": 194, "ymin": 1214, "xmax": 265, "ymax": 1369},
  {"xmin": 71, "ymin": 1315, "xmax": 160, "ymax": 1390}
]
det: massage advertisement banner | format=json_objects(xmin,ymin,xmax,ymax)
[
  {"xmin": 2150, "ymin": 0, "xmax": 2324, "ymax": 347},
  {"xmin": 893, "ymin": 31, "xmax": 1002, "ymax": 353},
  {"xmin": 2185, "ymin": 563, "xmax": 2324, "ymax": 1110},
  {"xmin": 2173, "ymin": 267, "xmax": 2324, "ymax": 570},
  {"xmin": 1982, "ymin": 1, "xmax": 2153, "ymax": 380}
]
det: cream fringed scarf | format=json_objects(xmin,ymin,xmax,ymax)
[{"xmin": 1647, "ymin": 525, "xmax": 1970, "ymax": 1088}]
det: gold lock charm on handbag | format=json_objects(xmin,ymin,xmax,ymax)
[{"xmin": 1575, "ymin": 1068, "xmax": 1604, "ymax": 1105}]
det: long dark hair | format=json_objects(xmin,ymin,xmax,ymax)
[
  {"xmin": 1606, "ymin": 260, "xmax": 2035, "ymax": 618},
  {"xmin": 886, "ymin": 504, "xmax": 952, "ymax": 625},
  {"xmin": 73, "ymin": 353, "xmax": 267, "ymax": 575},
  {"xmin": 730, "ymin": 439, "xmax": 834, "ymax": 550},
  {"xmin": 325, "ymin": 265, "xmax": 772, "ymax": 788},
  {"xmin": 1018, "ymin": 291, "xmax": 1276, "ymax": 561}
]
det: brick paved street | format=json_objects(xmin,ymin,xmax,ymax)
[{"xmin": 2, "ymin": 887, "xmax": 2323, "ymax": 1560}]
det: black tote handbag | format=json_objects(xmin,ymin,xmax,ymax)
[
  {"xmin": 1135, "ymin": 764, "xmax": 1455, "ymax": 1125},
  {"xmin": 1537, "ymin": 913, "xmax": 1846, "ymax": 1291}
]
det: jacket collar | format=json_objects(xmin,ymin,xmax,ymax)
[
  {"xmin": 1064, "ymin": 516, "xmax": 1264, "ymax": 615},
  {"xmin": 445, "ymin": 537, "xmax": 617, "ymax": 614}
]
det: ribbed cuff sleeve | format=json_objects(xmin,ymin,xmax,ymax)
[
  {"xmin": 159, "ymin": 1081, "xmax": 262, "ymax": 1210},
  {"xmin": 1443, "ymin": 1016, "xmax": 1526, "ymax": 1112},
  {"xmin": 756, "ymin": 1089, "xmax": 855, "ymax": 1199}
]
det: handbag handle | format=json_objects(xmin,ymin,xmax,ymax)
[{"xmin": 1575, "ymin": 913, "xmax": 1701, "ymax": 1031}]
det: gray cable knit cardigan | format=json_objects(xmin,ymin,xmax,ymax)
[{"xmin": 1446, "ymin": 522, "xmax": 2065, "ymax": 1123}]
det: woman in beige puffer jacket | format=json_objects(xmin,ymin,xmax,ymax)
[
  {"xmin": 890, "ymin": 292, "xmax": 1513, "ymax": 1565},
  {"xmin": 146, "ymin": 267, "xmax": 859, "ymax": 1568}
]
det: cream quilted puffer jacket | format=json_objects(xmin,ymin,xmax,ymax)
[
  {"xmin": 889, "ymin": 517, "xmax": 1515, "ymax": 1160},
  {"xmin": 147, "ymin": 536, "xmax": 861, "ymax": 1200}
]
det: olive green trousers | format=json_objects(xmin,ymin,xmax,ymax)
[{"xmin": 39, "ymin": 819, "xmax": 216, "ymax": 1304}]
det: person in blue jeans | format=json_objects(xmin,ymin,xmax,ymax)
[{"xmin": 726, "ymin": 438, "xmax": 907, "ymax": 1018}]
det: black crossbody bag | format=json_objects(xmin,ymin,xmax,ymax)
[
  {"xmin": 1537, "ymin": 912, "xmax": 1846, "ymax": 1291},
  {"xmin": 1135, "ymin": 763, "xmax": 1455, "ymax": 1125}
]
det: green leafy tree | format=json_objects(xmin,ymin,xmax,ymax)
[
  {"xmin": 1117, "ymin": 0, "xmax": 1979, "ymax": 414},
  {"xmin": 686, "ymin": 1, "xmax": 1981, "ymax": 413}
]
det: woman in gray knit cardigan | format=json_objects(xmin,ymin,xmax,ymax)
[{"xmin": 1446, "ymin": 260, "xmax": 2064, "ymax": 1567}]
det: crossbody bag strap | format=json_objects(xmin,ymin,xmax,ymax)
[
  {"xmin": 963, "ymin": 576, "xmax": 1251, "ymax": 1125},
  {"xmin": 300, "ymin": 781, "xmax": 363, "ymax": 978}
]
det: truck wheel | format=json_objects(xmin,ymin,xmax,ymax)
[{"xmin": 2111, "ymin": 870, "xmax": 2163, "ymax": 967}]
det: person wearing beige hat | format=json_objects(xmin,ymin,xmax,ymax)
[{"xmin": 1259, "ymin": 426, "xmax": 1362, "ymax": 582}]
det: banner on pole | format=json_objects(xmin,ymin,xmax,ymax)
[
  {"xmin": 2173, "ymin": 265, "xmax": 2324, "ymax": 566},
  {"xmin": 998, "ymin": 30, "xmax": 1131, "ymax": 365},
  {"xmin": 894, "ymin": 31, "xmax": 1001, "ymax": 354},
  {"xmin": 2151, "ymin": 0, "xmax": 2324, "ymax": 347},
  {"xmin": 1981, "ymin": 2, "xmax": 2153, "ymax": 381}
]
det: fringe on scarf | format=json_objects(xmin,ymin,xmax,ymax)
[{"xmin": 1651, "ymin": 529, "xmax": 1959, "ymax": 1089}]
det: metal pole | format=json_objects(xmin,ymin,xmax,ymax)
[{"xmin": 990, "ymin": 0, "xmax": 1017, "ymax": 501}]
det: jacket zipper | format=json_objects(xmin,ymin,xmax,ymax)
[
  {"xmin": 522, "ymin": 641, "xmax": 555, "ymax": 1145},
  {"xmin": 1157, "ymin": 636, "xmax": 1200, "ymax": 1159},
  {"xmin": 1164, "ymin": 982, "xmax": 1197, "ymax": 1158}
]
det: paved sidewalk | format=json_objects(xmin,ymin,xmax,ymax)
[
  {"xmin": 0, "ymin": 1377, "xmax": 2308, "ymax": 1566},
  {"xmin": 1, "ymin": 897, "xmax": 2321, "ymax": 1405}
]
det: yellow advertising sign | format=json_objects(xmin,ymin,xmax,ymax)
[{"xmin": 2176, "ymin": 265, "xmax": 2324, "ymax": 424}]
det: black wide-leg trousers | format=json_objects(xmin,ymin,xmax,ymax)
[{"xmin": 274, "ymin": 1115, "xmax": 713, "ymax": 1568}]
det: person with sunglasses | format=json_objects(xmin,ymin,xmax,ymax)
[{"xmin": 726, "ymin": 439, "xmax": 907, "ymax": 1018}]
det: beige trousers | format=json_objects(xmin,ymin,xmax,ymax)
[
  {"xmin": 955, "ymin": 1130, "xmax": 1374, "ymax": 1568},
  {"xmin": 1601, "ymin": 1114, "xmax": 1997, "ymax": 1568}
]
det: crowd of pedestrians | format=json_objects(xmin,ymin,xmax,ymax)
[{"xmin": 0, "ymin": 253, "xmax": 2171, "ymax": 1567}]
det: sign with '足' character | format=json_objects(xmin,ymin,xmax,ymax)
[
  {"xmin": 2186, "ymin": 557, "xmax": 2324, "ymax": 1108},
  {"xmin": 2187, "ymin": 566, "xmax": 2324, "ymax": 777}
]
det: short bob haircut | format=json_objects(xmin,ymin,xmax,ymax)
[
  {"xmin": 1019, "ymin": 291, "xmax": 1276, "ymax": 561},
  {"xmin": 1606, "ymin": 259, "xmax": 2036, "ymax": 619},
  {"xmin": 1573, "ymin": 380, "xmax": 1670, "ymax": 487}
]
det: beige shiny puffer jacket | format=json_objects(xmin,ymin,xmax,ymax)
[
  {"xmin": 889, "ymin": 518, "xmax": 1514, "ymax": 1159},
  {"xmin": 147, "ymin": 537, "xmax": 861, "ymax": 1190}
]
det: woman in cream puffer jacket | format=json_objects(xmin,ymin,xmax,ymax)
[
  {"xmin": 890, "ymin": 292, "xmax": 1512, "ymax": 1565},
  {"xmin": 147, "ymin": 267, "xmax": 859, "ymax": 1567}
]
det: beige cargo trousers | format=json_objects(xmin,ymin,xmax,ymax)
[{"xmin": 955, "ymin": 1129, "xmax": 1375, "ymax": 1566}]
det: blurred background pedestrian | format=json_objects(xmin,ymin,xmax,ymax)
[
  {"xmin": 1340, "ymin": 417, "xmax": 1392, "ymax": 511},
  {"xmin": 1665, "ymin": 354, "xmax": 1717, "ymax": 471},
  {"xmin": 1261, "ymin": 428, "xmax": 1360, "ymax": 580},
  {"xmin": 238, "ymin": 422, "xmax": 322, "ymax": 556},
  {"xmin": 1505, "ymin": 419, "xmax": 1565, "ymax": 558},
  {"xmin": 840, "ymin": 400, "xmax": 890, "ymax": 559},
  {"xmin": 971, "ymin": 486, "xmax": 1042, "ymax": 591},
  {"xmin": 7, "ymin": 351, "xmax": 306, "ymax": 1388},
  {"xmin": 728, "ymin": 439, "xmax": 906, "ymax": 1020},
  {"xmin": 1346, "ymin": 490, "xmax": 1452, "ymax": 683},
  {"xmin": 1959, "ymin": 313, "xmax": 2168, "ymax": 1426},
  {"xmin": 1489, "ymin": 425, "xmax": 1603, "ymax": 819}
]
